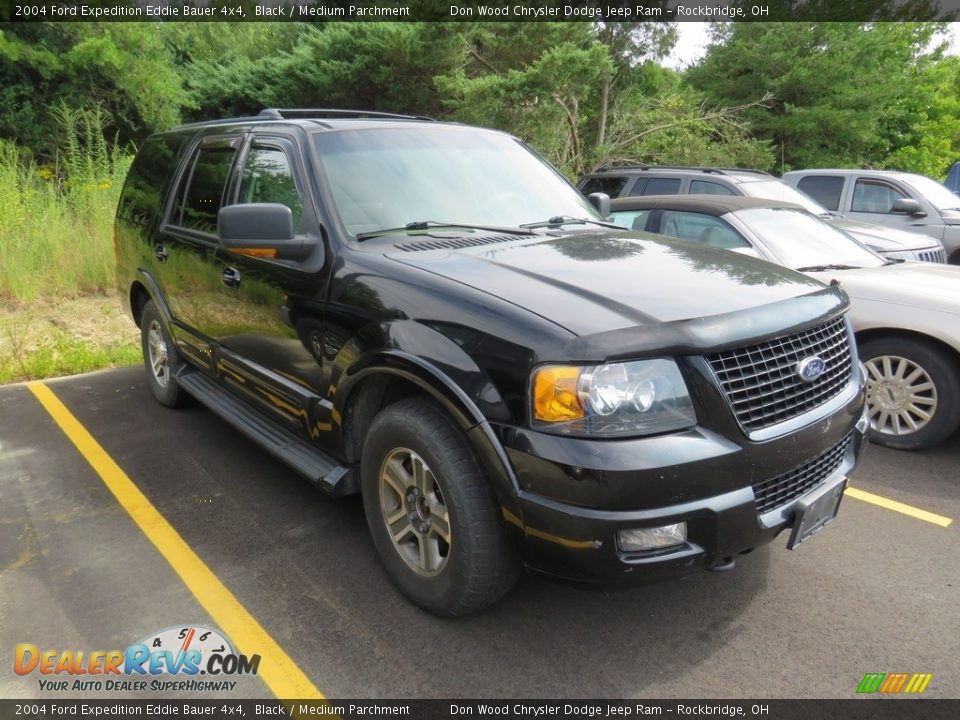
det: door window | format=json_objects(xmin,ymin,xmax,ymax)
[
  {"xmin": 660, "ymin": 211, "xmax": 749, "ymax": 249},
  {"xmin": 580, "ymin": 175, "xmax": 629, "ymax": 198},
  {"xmin": 608, "ymin": 209, "xmax": 651, "ymax": 231},
  {"xmin": 175, "ymin": 144, "xmax": 239, "ymax": 234},
  {"xmin": 851, "ymin": 179, "xmax": 908, "ymax": 213},
  {"xmin": 689, "ymin": 180, "xmax": 736, "ymax": 196},
  {"xmin": 632, "ymin": 177, "xmax": 681, "ymax": 196},
  {"xmin": 796, "ymin": 175, "xmax": 844, "ymax": 211},
  {"xmin": 237, "ymin": 145, "xmax": 304, "ymax": 230}
]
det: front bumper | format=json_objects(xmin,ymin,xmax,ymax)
[{"xmin": 494, "ymin": 385, "xmax": 868, "ymax": 584}]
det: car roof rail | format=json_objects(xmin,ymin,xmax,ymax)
[
  {"xmin": 258, "ymin": 108, "xmax": 436, "ymax": 122},
  {"xmin": 594, "ymin": 164, "xmax": 772, "ymax": 177}
]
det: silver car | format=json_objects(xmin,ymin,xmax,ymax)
[{"xmin": 609, "ymin": 195, "xmax": 960, "ymax": 450}]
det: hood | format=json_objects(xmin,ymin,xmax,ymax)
[
  {"xmin": 387, "ymin": 231, "xmax": 826, "ymax": 336},
  {"xmin": 829, "ymin": 217, "xmax": 939, "ymax": 252},
  {"xmin": 808, "ymin": 262, "xmax": 960, "ymax": 312}
]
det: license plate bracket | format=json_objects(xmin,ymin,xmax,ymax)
[{"xmin": 787, "ymin": 475, "xmax": 847, "ymax": 550}]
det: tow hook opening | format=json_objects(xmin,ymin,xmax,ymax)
[{"xmin": 709, "ymin": 556, "xmax": 736, "ymax": 572}]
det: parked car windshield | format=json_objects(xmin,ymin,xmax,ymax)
[
  {"xmin": 313, "ymin": 127, "xmax": 600, "ymax": 236},
  {"xmin": 736, "ymin": 207, "xmax": 886, "ymax": 269},
  {"xmin": 739, "ymin": 180, "xmax": 827, "ymax": 214},
  {"xmin": 901, "ymin": 173, "xmax": 960, "ymax": 211}
]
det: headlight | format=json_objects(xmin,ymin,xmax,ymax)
[{"xmin": 532, "ymin": 359, "xmax": 696, "ymax": 437}]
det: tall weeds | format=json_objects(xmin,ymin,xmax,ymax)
[{"xmin": 0, "ymin": 104, "xmax": 131, "ymax": 303}]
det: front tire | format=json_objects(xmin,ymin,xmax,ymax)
[
  {"xmin": 140, "ymin": 300, "xmax": 188, "ymax": 408},
  {"xmin": 860, "ymin": 336, "xmax": 960, "ymax": 450},
  {"xmin": 361, "ymin": 397, "xmax": 520, "ymax": 616}
]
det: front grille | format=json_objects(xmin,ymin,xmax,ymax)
[
  {"xmin": 707, "ymin": 317, "xmax": 853, "ymax": 432},
  {"xmin": 753, "ymin": 432, "xmax": 852, "ymax": 514},
  {"xmin": 916, "ymin": 248, "xmax": 946, "ymax": 263}
]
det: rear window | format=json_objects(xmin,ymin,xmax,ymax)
[
  {"xmin": 580, "ymin": 175, "xmax": 630, "ymax": 197},
  {"xmin": 117, "ymin": 134, "xmax": 191, "ymax": 226},
  {"xmin": 797, "ymin": 176, "xmax": 845, "ymax": 211}
]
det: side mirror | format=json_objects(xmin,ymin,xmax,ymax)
[
  {"xmin": 218, "ymin": 204, "xmax": 313, "ymax": 261},
  {"xmin": 587, "ymin": 192, "xmax": 611, "ymax": 217},
  {"xmin": 890, "ymin": 198, "xmax": 926, "ymax": 216}
]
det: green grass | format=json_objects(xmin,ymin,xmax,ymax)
[
  {"xmin": 0, "ymin": 105, "xmax": 140, "ymax": 383},
  {"xmin": 0, "ymin": 329, "xmax": 140, "ymax": 385},
  {"xmin": 0, "ymin": 105, "xmax": 130, "ymax": 303}
]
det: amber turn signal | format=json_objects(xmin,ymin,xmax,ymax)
[{"xmin": 533, "ymin": 366, "xmax": 584, "ymax": 422}]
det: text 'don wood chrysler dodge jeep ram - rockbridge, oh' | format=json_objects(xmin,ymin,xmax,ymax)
[{"xmin": 115, "ymin": 109, "xmax": 869, "ymax": 616}]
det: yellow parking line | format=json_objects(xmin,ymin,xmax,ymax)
[
  {"xmin": 26, "ymin": 381, "xmax": 324, "ymax": 700},
  {"xmin": 845, "ymin": 486, "xmax": 952, "ymax": 528}
]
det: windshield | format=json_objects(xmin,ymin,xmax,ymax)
[
  {"xmin": 739, "ymin": 180, "xmax": 827, "ymax": 214},
  {"xmin": 313, "ymin": 127, "xmax": 600, "ymax": 236},
  {"xmin": 736, "ymin": 207, "xmax": 886, "ymax": 269},
  {"xmin": 902, "ymin": 173, "xmax": 960, "ymax": 210}
]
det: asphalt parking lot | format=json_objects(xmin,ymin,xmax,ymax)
[{"xmin": 1, "ymin": 366, "xmax": 957, "ymax": 700}]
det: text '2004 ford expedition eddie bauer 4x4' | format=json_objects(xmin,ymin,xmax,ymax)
[{"xmin": 115, "ymin": 109, "xmax": 868, "ymax": 616}]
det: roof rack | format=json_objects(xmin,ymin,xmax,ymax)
[
  {"xmin": 596, "ymin": 164, "xmax": 772, "ymax": 177},
  {"xmin": 258, "ymin": 108, "xmax": 435, "ymax": 122}
]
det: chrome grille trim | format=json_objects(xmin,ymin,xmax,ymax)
[
  {"xmin": 753, "ymin": 432, "xmax": 852, "ymax": 514},
  {"xmin": 707, "ymin": 317, "xmax": 853, "ymax": 432},
  {"xmin": 916, "ymin": 248, "xmax": 946, "ymax": 264}
]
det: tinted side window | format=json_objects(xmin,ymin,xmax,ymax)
[
  {"xmin": 238, "ymin": 146, "xmax": 303, "ymax": 230},
  {"xmin": 851, "ymin": 179, "xmax": 906, "ymax": 213},
  {"xmin": 660, "ymin": 211, "xmax": 749, "ymax": 249},
  {"xmin": 689, "ymin": 180, "xmax": 736, "ymax": 196},
  {"xmin": 117, "ymin": 134, "xmax": 190, "ymax": 225},
  {"xmin": 797, "ymin": 176, "xmax": 844, "ymax": 211},
  {"xmin": 580, "ymin": 175, "xmax": 629, "ymax": 197},
  {"xmin": 637, "ymin": 177, "xmax": 681, "ymax": 196},
  {"xmin": 176, "ymin": 145, "xmax": 239, "ymax": 233}
]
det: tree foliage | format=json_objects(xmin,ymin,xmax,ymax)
[{"xmin": 688, "ymin": 21, "xmax": 955, "ymax": 174}]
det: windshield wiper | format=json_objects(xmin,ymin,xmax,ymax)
[
  {"xmin": 521, "ymin": 215, "xmax": 625, "ymax": 230},
  {"xmin": 883, "ymin": 258, "xmax": 906, "ymax": 265},
  {"xmin": 355, "ymin": 220, "xmax": 536, "ymax": 242},
  {"xmin": 795, "ymin": 263, "xmax": 862, "ymax": 272}
]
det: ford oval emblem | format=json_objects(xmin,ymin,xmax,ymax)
[{"xmin": 797, "ymin": 356, "xmax": 826, "ymax": 382}]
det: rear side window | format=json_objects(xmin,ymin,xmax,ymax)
[
  {"xmin": 631, "ymin": 177, "xmax": 681, "ymax": 196},
  {"xmin": 117, "ymin": 134, "xmax": 190, "ymax": 226},
  {"xmin": 851, "ymin": 179, "xmax": 907, "ymax": 213},
  {"xmin": 580, "ymin": 175, "xmax": 629, "ymax": 197},
  {"xmin": 690, "ymin": 179, "xmax": 736, "ymax": 196},
  {"xmin": 797, "ymin": 176, "xmax": 844, "ymax": 211},
  {"xmin": 175, "ymin": 142, "xmax": 240, "ymax": 234}
]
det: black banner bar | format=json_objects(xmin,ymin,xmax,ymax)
[
  {"xmin": 2, "ymin": 700, "xmax": 959, "ymax": 720},
  {"xmin": 0, "ymin": 0, "xmax": 957, "ymax": 24}
]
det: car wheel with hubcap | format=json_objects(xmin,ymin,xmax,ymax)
[
  {"xmin": 860, "ymin": 337, "xmax": 960, "ymax": 450},
  {"xmin": 140, "ymin": 300, "xmax": 188, "ymax": 408},
  {"xmin": 361, "ymin": 397, "xmax": 520, "ymax": 616}
]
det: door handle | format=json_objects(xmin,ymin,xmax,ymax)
[
  {"xmin": 154, "ymin": 244, "xmax": 168, "ymax": 262},
  {"xmin": 221, "ymin": 267, "xmax": 241, "ymax": 288}
]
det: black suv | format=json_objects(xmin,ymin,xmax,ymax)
[{"xmin": 116, "ymin": 110, "xmax": 868, "ymax": 616}]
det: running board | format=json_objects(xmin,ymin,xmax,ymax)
[{"xmin": 175, "ymin": 368, "xmax": 357, "ymax": 497}]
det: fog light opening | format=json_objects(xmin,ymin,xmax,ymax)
[{"xmin": 618, "ymin": 522, "xmax": 687, "ymax": 552}]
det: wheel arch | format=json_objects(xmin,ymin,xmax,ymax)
[
  {"xmin": 855, "ymin": 327, "xmax": 960, "ymax": 371},
  {"xmin": 336, "ymin": 353, "xmax": 522, "ymax": 512}
]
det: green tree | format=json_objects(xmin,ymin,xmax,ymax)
[{"xmin": 688, "ymin": 21, "xmax": 951, "ymax": 173}]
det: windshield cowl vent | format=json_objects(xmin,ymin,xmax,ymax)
[{"xmin": 394, "ymin": 234, "xmax": 521, "ymax": 252}]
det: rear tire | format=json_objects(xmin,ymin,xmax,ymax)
[
  {"xmin": 140, "ymin": 300, "xmax": 188, "ymax": 408},
  {"xmin": 360, "ymin": 397, "xmax": 520, "ymax": 616},
  {"xmin": 860, "ymin": 336, "xmax": 960, "ymax": 450}
]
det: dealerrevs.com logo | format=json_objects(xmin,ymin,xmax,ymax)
[{"xmin": 14, "ymin": 625, "xmax": 260, "ymax": 693}]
